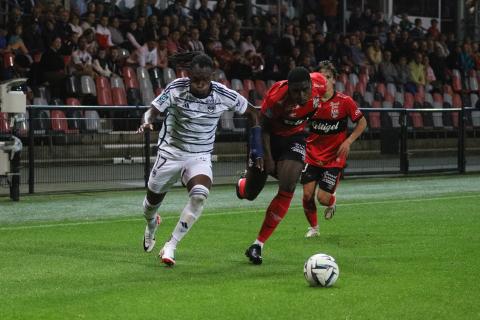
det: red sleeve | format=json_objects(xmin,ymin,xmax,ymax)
[{"xmin": 346, "ymin": 96, "xmax": 363, "ymax": 122}]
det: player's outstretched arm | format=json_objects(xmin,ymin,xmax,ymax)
[
  {"xmin": 337, "ymin": 116, "xmax": 367, "ymax": 159},
  {"xmin": 244, "ymin": 104, "xmax": 264, "ymax": 171},
  {"xmin": 137, "ymin": 106, "xmax": 162, "ymax": 133}
]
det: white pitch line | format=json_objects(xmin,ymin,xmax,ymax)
[{"xmin": 0, "ymin": 193, "xmax": 478, "ymax": 231}]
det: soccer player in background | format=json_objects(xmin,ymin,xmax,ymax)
[
  {"xmin": 236, "ymin": 67, "xmax": 328, "ymax": 265},
  {"xmin": 137, "ymin": 53, "xmax": 263, "ymax": 266},
  {"xmin": 301, "ymin": 61, "xmax": 367, "ymax": 237}
]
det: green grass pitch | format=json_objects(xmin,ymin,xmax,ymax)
[{"xmin": 1, "ymin": 174, "xmax": 479, "ymax": 320}]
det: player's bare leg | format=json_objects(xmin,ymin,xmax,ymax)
[
  {"xmin": 302, "ymin": 181, "xmax": 319, "ymax": 237},
  {"xmin": 143, "ymin": 190, "xmax": 166, "ymax": 252}
]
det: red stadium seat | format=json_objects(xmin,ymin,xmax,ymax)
[
  {"xmin": 176, "ymin": 68, "xmax": 188, "ymax": 78},
  {"xmin": 452, "ymin": 69, "xmax": 462, "ymax": 92},
  {"xmin": 112, "ymin": 87, "xmax": 128, "ymax": 106},
  {"xmin": 122, "ymin": 66, "xmax": 136, "ymax": 81},
  {"xmin": 338, "ymin": 73, "xmax": 348, "ymax": 85},
  {"xmin": 3, "ymin": 52, "xmax": 14, "ymax": 68},
  {"xmin": 218, "ymin": 79, "xmax": 231, "ymax": 88},
  {"xmin": 51, "ymin": 110, "xmax": 78, "ymax": 133},
  {"xmin": 124, "ymin": 76, "xmax": 139, "ymax": 89},
  {"xmin": 469, "ymin": 70, "xmax": 478, "ymax": 92},
  {"xmin": 0, "ymin": 112, "xmax": 10, "ymax": 133},
  {"xmin": 66, "ymin": 97, "xmax": 81, "ymax": 105},
  {"xmin": 231, "ymin": 79, "xmax": 243, "ymax": 92},
  {"xmin": 96, "ymin": 76, "xmax": 110, "ymax": 89},
  {"xmin": 255, "ymin": 80, "xmax": 267, "ymax": 97},
  {"xmin": 354, "ymin": 82, "xmax": 366, "ymax": 96},
  {"xmin": 96, "ymin": 76, "xmax": 113, "ymax": 106},
  {"xmin": 451, "ymin": 94, "xmax": 463, "ymax": 127},
  {"xmin": 376, "ymin": 83, "xmax": 386, "ymax": 99},
  {"xmin": 404, "ymin": 93, "xmax": 423, "ymax": 128},
  {"xmin": 345, "ymin": 81, "xmax": 354, "ymax": 97}
]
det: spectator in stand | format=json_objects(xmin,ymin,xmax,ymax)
[
  {"xmin": 399, "ymin": 13, "xmax": 412, "ymax": 32},
  {"xmin": 144, "ymin": 15, "xmax": 160, "ymax": 42},
  {"xmin": 347, "ymin": 7, "xmax": 362, "ymax": 33},
  {"xmin": 71, "ymin": 0, "xmax": 88, "ymax": 17},
  {"xmin": 56, "ymin": 8, "xmax": 73, "ymax": 41},
  {"xmin": 39, "ymin": 36, "xmax": 66, "ymax": 99},
  {"xmin": 429, "ymin": 45, "xmax": 448, "ymax": 84},
  {"xmin": 384, "ymin": 31, "xmax": 400, "ymax": 61},
  {"xmin": 320, "ymin": 0, "xmax": 338, "ymax": 33},
  {"xmin": 82, "ymin": 28, "xmax": 99, "ymax": 56},
  {"xmin": 6, "ymin": 24, "xmax": 30, "ymax": 58},
  {"xmin": 128, "ymin": 38, "xmax": 158, "ymax": 69},
  {"xmin": 96, "ymin": 15, "xmax": 113, "ymax": 49},
  {"xmin": 109, "ymin": 16, "xmax": 125, "ymax": 47},
  {"xmin": 435, "ymin": 34, "xmax": 450, "ymax": 58},
  {"xmin": 350, "ymin": 34, "xmax": 368, "ymax": 69},
  {"xmin": 472, "ymin": 42, "xmax": 480, "ymax": 69},
  {"xmin": 446, "ymin": 45, "xmax": 462, "ymax": 70},
  {"xmin": 136, "ymin": 16, "xmax": 147, "ymax": 44},
  {"xmin": 459, "ymin": 42, "xmax": 475, "ymax": 75},
  {"xmin": 125, "ymin": 21, "xmax": 143, "ymax": 52},
  {"xmin": 336, "ymin": 36, "xmax": 354, "ymax": 72},
  {"xmin": 188, "ymin": 27, "xmax": 205, "ymax": 52},
  {"xmin": 21, "ymin": 5, "xmax": 45, "ymax": 54},
  {"xmin": 396, "ymin": 56, "xmax": 411, "ymax": 87},
  {"xmin": 81, "ymin": 1, "xmax": 96, "ymax": 20},
  {"xmin": 167, "ymin": 29, "xmax": 180, "ymax": 55},
  {"xmin": 194, "ymin": 0, "xmax": 212, "ymax": 22},
  {"xmin": 157, "ymin": 37, "xmax": 169, "ymax": 69},
  {"xmin": 408, "ymin": 52, "xmax": 426, "ymax": 87},
  {"xmin": 423, "ymin": 55, "xmax": 437, "ymax": 88},
  {"xmin": 81, "ymin": 12, "xmax": 96, "ymax": 32},
  {"xmin": 71, "ymin": 35, "xmax": 95, "ymax": 77},
  {"xmin": 197, "ymin": 18, "xmax": 209, "ymax": 44},
  {"xmin": 240, "ymin": 34, "xmax": 256, "ymax": 55},
  {"xmin": 367, "ymin": 38, "xmax": 383, "ymax": 74},
  {"xmin": 214, "ymin": 0, "xmax": 226, "ymax": 15},
  {"xmin": 229, "ymin": 50, "xmax": 253, "ymax": 80},
  {"xmin": 410, "ymin": 18, "xmax": 425, "ymax": 40},
  {"xmin": 379, "ymin": 50, "xmax": 398, "ymax": 83},
  {"xmin": 427, "ymin": 19, "xmax": 440, "ymax": 40},
  {"xmin": 92, "ymin": 47, "xmax": 114, "ymax": 77},
  {"xmin": 68, "ymin": 12, "xmax": 83, "ymax": 38},
  {"xmin": 358, "ymin": 7, "xmax": 374, "ymax": 32}
]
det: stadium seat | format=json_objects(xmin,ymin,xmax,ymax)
[
  {"xmin": 66, "ymin": 109, "xmax": 84, "ymax": 132},
  {"xmin": 471, "ymin": 93, "xmax": 479, "ymax": 108},
  {"xmin": 359, "ymin": 73, "xmax": 368, "ymax": 86},
  {"xmin": 368, "ymin": 100, "xmax": 382, "ymax": 129},
  {"xmin": 0, "ymin": 112, "xmax": 10, "ymax": 133},
  {"xmin": 139, "ymin": 78, "xmax": 155, "ymax": 106},
  {"xmin": 243, "ymin": 79, "xmax": 255, "ymax": 93},
  {"xmin": 112, "ymin": 87, "xmax": 128, "ymax": 106},
  {"xmin": 266, "ymin": 80, "xmax": 276, "ymax": 89},
  {"xmin": 218, "ymin": 79, "xmax": 231, "ymax": 88},
  {"xmin": 80, "ymin": 75, "xmax": 97, "ymax": 96},
  {"xmin": 213, "ymin": 69, "xmax": 227, "ymax": 82},
  {"xmin": 231, "ymin": 79, "xmax": 243, "ymax": 92},
  {"xmin": 344, "ymin": 81, "xmax": 354, "ymax": 97},
  {"xmin": 149, "ymin": 67, "xmax": 163, "ymax": 89},
  {"xmin": 85, "ymin": 110, "xmax": 100, "ymax": 132},
  {"xmin": 348, "ymin": 73, "xmax": 359, "ymax": 87},
  {"xmin": 51, "ymin": 110, "xmax": 78, "ymax": 133},
  {"xmin": 219, "ymin": 111, "xmax": 235, "ymax": 131},
  {"xmin": 3, "ymin": 52, "xmax": 14, "ymax": 69},
  {"xmin": 364, "ymin": 92, "xmax": 374, "ymax": 105},
  {"xmin": 354, "ymin": 82, "xmax": 366, "ymax": 96},
  {"xmin": 394, "ymin": 91, "xmax": 404, "ymax": 107},
  {"xmin": 126, "ymin": 88, "xmax": 142, "ymax": 106},
  {"xmin": 31, "ymin": 109, "xmax": 51, "ymax": 134},
  {"xmin": 96, "ymin": 76, "xmax": 110, "ymax": 89},
  {"xmin": 122, "ymin": 66, "xmax": 136, "ymax": 81},
  {"xmin": 469, "ymin": 70, "xmax": 479, "ymax": 93},
  {"xmin": 443, "ymin": 84, "xmax": 453, "ymax": 96},
  {"xmin": 110, "ymin": 76, "xmax": 125, "ymax": 89},
  {"xmin": 452, "ymin": 94, "xmax": 462, "ymax": 127},
  {"xmin": 124, "ymin": 75, "xmax": 139, "ymax": 90},
  {"xmin": 96, "ymin": 76, "xmax": 112, "ymax": 106},
  {"xmin": 66, "ymin": 97, "xmax": 81, "ymax": 105},
  {"xmin": 335, "ymin": 81, "xmax": 345, "ymax": 93},
  {"xmin": 338, "ymin": 73, "xmax": 348, "ymax": 85},
  {"xmin": 404, "ymin": 92, "xmax": 423, "ymax": 129},
  {"xmin": 452, "ymin": 69, "xmax": 462, "ymax": 92},
  {"xmin": 376, "ymin": 83, "xmax": 386, "ymax": 100},
  {"xmin": 33, "ymin": 97, "xmax": 49, "ymax": 106},
  {"xmin": 65, "ymin": 75, "xmax": 81, "ymax": 97},
  {"xmin": 432, "ymin": 93, "xmax": 444, "ymax": 128},
  {"xmin": 176, "ymin": 68, "xmax": 188, "ymax": 78},
  {"xmin": 163, "ymin": 67, "xmax": 176, "ymax": 85},
  {"xmin": 386, "ymin": 83, "xmax": 397, "ymax": 97},
  {"xmin": 255, "ymin": 80, "xmax": 267, "ymax": 97},
  {"xmin": 136, "ymin": 67, "xmax": 149, "ymax": 81}
]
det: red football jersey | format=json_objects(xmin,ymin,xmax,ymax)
[
  {"xmin": 306, "ymin": 91, "xmax": 363, "ymax": 168},
  {"xmin": 261, "ymin": 72, "xmax": 327, "ymax": 137}
]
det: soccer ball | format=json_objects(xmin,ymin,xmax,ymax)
[{"xmin": 304, "ymin": 253, "xmax": 340, "ymax": 287}]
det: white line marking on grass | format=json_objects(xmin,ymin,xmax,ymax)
[{"xmin": 0, "ymin": 194, "xmax": 478, "ymax": 231}]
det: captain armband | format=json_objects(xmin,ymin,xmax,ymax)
[{"xmin": 249, "ymin": 126, "xmax": 264, "ymax": 159}]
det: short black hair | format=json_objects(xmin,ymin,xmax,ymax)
[
  {"xmin": 317, "ymin": 60, "xmax": 338, "ymax": 78},
  {"xmin": 287, "ymin": 67, "xmax": 311, "ymax": 84},
  {"xmin": 191, "ymin": 53, "xmax": 213, "ymax": 69}
]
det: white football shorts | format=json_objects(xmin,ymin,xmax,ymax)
[{"xmin": 147, "ymin": 152, "xmax": 213, "ymax": 194}]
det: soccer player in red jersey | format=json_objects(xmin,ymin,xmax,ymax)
[
  {"xmin": 301, "ymin": 61, "xmax": 367, "ymax": 238},
  {"xmin": 236, "ymin": 67, "xmax": 328, "ymax": 264}
]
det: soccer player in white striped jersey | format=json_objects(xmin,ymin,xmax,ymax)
[{"xmin": 137, "ymin": 54, "xmax": 264, "ymax": 266}]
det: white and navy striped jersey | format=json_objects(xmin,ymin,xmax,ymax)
[{"xmin": 151, "ymin": 78, "xmax": 248, "ymax": 156}]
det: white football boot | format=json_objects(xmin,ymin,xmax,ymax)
[
  {"xmin": 159, "ymin": 241, "xmax": 176, "ymax": 266},
  {"xmin": 305, "ymin": 226, "xmax": 320, "ymax": 238},
  {"xmin": 143, "ymin": 215, "xmax": 161, "ymax": 253},
  {"xmin": 324, "ymin": 204, "xmax": 336, "ymax": 220}
]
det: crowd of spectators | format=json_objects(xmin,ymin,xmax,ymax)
[{"xmin": 0, "ymin": 0, "xmax": 480, "ymax": 103}]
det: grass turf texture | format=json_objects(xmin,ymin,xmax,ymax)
[{"xmin": 0, "ymin": 174, "xmax": 479, "ymax": 320}]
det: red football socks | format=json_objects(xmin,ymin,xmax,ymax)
[
  {"xmin": 257, "ymin": 190, "xmax": 294, "ymax": 243},
  {"xmin": 303, "ymin": 198, "xmax": 318, "ymax": 228}
]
